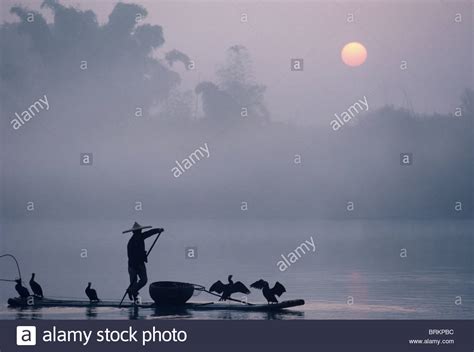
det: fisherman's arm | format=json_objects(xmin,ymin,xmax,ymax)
[{"xmin": 142, "ymin": 228, "xmax": 164, "ymax": 239}]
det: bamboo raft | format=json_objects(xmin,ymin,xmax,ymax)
[{"xmin": 7, "ymin": 297, "xmax": 305, "ymax": 311}]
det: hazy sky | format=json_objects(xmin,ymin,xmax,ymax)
[
  {"xmin": 0, "ymin": 0, "xmax": 472, "ymax": 221},
  {"xmin": 1, "ymin": 0, "xmax": 472, "ymax": 125}
]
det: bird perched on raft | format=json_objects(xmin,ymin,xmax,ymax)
[
  {"xmin": 85, "ymin": 282, "xmax": 100, "ymax": 302},
  {"xmin": 29, "ymin": 273, "xmax": 43, "ymax": 298},
  {"xmin": 250, "ymin": 280, "xmax": 286, "ymax": 304},
  {"xmin": 15, "ymin": 279, "xmax": 30, "ymax": 298},
  {"xmin": 209, "ymin": 275, "xmax": 250, "ymax": 301}
]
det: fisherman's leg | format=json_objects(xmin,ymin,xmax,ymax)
[
  {"xmin": 128, "ymin": 266, "xmax": 138, "ymax": 300},
  {"xmin": 134, "ymin": 264, "xmax": 148, "ymax": 295}
]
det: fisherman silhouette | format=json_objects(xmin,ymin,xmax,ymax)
[{"xmin": 123, "ymin": 222, "xmax": 164, "ymax": 301}]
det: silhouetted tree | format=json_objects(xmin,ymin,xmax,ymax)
[
  {"xmin": 195, "ymin": 46, "xmax": 269, "ymax": 125},
  {"xmin": 0, "ymin": 0, "xmax": 180, "ymax": 132}
]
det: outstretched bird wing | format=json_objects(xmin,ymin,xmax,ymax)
[
  {"xmin": 232, "ymin": 281, "xmax": 251, "ymax": 295},
  {"xmin": 250, "ymin": 279, "xmax": 266, "ymax": 290},
  {"xmin": 272, "ymin": 282, "xmax": 286, "ymax": 297},
  {"xmin": 209, "ymin": 280, "xmax": 225, "ymax": 294}
]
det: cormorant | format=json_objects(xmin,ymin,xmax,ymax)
[
  {"xmin": 85, "ymin": 282, "xmax": 100, "ymax": 302},
  {"xmin": 15, "ymin": 279, "xmax": 30, "ymax": 298},
  {"xmin": 209, "ymin": 275, "xmax": 250, "ymax": 301},
  {"xmin": 250, "ymin": 279, "xmax": 286, "ymax": 304},
  {"xmin": 29, "ymin": 273, "xmax": 44, "ymax": 298}
]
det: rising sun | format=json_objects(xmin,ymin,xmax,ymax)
[{"xmin": 341, "ymin": 42, "xmax": 367, "ymax": 67}]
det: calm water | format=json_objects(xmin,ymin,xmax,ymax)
[{"xmin": 0, "ymin": 219, "xmax": 472, "ymax": 320}]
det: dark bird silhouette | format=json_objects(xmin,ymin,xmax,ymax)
[
  {"xmin": 209, "ymin": 275, "xmax": 250, "ymax": 301},
  {"xmin": 29, "ymin": 273, "xmax": 44, "ymax": 298},
  {"xmin": 85, "ymin": 282, "xmax": 99, "ymax": 302},
  {"xmin": 15, "ymin": 279, "xmax": 30, "ymax": 298},
  {"xmin": 250, "ymin": 280, "xmax": 286, "ymax": 304}
]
